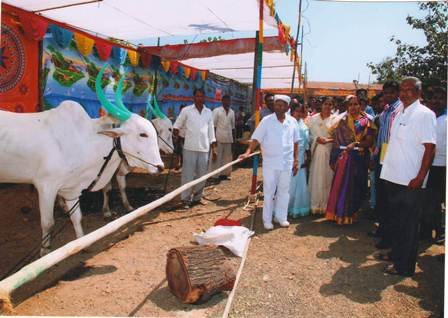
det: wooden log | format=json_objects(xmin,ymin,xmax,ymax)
[{"xmin": 166, "ymin": 246, "xmax": 236, "ymax": 304}]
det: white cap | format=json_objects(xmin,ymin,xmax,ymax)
[{"xmin": 274, "ymin": 94, "xmax": 291, "ymax": 105}]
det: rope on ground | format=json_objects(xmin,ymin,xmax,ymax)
[{"xmin": 222, "ymin": 196, "xmax": 258, "ymax": 318}]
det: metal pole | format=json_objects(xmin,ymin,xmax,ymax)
[
  {"xmin": 290, "ymin": 0, "xmax": 303, "ymax": 96},
  {"xmin": 32, "ymin": 0, "xmax": 103, "ymax": 13}
]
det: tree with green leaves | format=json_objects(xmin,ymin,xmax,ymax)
[{"xmin": 368, "ymin": 2, "xmax": 447, "ymax": 87}]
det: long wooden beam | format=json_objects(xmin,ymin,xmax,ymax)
[{"xmin": 0, "ymin": 151, "xmax": 260, "ymax": 312}]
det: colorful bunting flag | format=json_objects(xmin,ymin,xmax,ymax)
[
  {"xmin": 95, "ymin": 40, "xmax": 113, "ymax": 61},
  {"xmin": 127, "ymin": 49, "xmax": 139, "ymax": 66},
  {"xmin": 161, "ymin": 60, "xmax": 170, "ymax": 72},
  {"xmin": 49, "ymin": 25, "xmax": 73, "ymax": 48},
  {"xmin": 74, "ymin": 33, "xmax": 95, "ymax": 57},
  {"xmin": 183, "ymin": 66, "xmax": 191, "ymax": 79}
]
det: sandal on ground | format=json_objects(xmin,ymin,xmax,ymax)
[
  {"xmin": 374, "ymin": 252, "xmax": 392, "ymax": 262},
  {"xmin": 383, "ymin": 264, "xmax": 413, "ymax": 277}
]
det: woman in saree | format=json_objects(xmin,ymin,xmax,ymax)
[
  {"xmin": 326, "ymin": 95, "xmax": 376, "ymax": 224},
  {"xmin": 308, "ymin": 97, "xmax": 335, "ymax": 215},
  {"xmin": 288, "ymin": 102, "xmax": 311, "ymax": 217}
]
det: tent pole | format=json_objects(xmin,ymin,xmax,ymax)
[
  {"xmin": 250, "ymin": 1, "xmax": 264, "ymax": 196},
  {"xmin": 290, "ymin": 0, "xmax": 303, "ymax": 96},
  {"xmin": 250, "ymin": 33, "xmax": 260, "ymax": 195},
  {"xmin": 250, "ymin": 31, "xmax": 260, "ymax": 117},
  {"xmin": 304, "ymin": 62, "xmax": 308, "ymax": 102},
  {"xmin": 298, "ymin": 26, "xmax": 304, "ymax": 95}
]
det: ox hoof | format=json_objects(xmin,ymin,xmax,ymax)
[
  {"xmin": 103, "ymin": 211, "xmax": 113, "ymax": 220},
  {"xmin": 125, "ymin": 205, "xmax": 134, "ymax": 212}
]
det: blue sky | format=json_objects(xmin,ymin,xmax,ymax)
[
  {"xmin": 141, "ymin": 1, "xmax": 427, "ymax": 84},
  {"xmin": 274, "ymin": 0, "xmax": 427, "ymax": 83}
]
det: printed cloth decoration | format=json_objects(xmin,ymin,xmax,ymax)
[
  {"xmin": 161, "ymin": 60, "xmax": 170, "ymax": 72},
  {"xmin": 183, "ymin": 66, "xmax": 191, "ymax": 79},
  {"xmin": 267, "ymin": 1, "xmax": 275, "ymax": 16},
  {"xmin": 278, "ymin": 23, "xmax": 286, "ymax": 44},
  {"xmin": 18, "ymin": 11, "xmax": 48, "ymax": 41},
  {"xmin": 151, "ymin": 55, "xmax": 161, "ymax": 69},
  {"xmin": 140, "ymin": 52, "xmax": 153, "ymax": 67},
  {"xmin": 190, "ymin": 68, "xmax": 198, "ymax": 81},
  {"xmin": 169, "ymin": 61, "xmax": 179, "ymax": 74},
  {"xmin": 127, "ymin": 49, "xmax": 139, "ymax": 66},
  {"xmin": 111, "ymin": 46, "xmax": 128, "ymax": 65},
  {"xmin": 49, "ymin": 25, "xmax": 73, "ymax": 48},
  {"xmin": 74, "ymin": 33, "xmax": 95, "ymax": 57},
  {"xmin": 95, "ymin": 39, "xmax": 113, "ymax": 61},
  {"xmin": 200, "ymin": 70, "xmax": 208, "ymax": 81}
]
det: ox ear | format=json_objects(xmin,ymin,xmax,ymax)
[{"xmin": 98, "ymin": 128, "xmax": 126, "ymax": 138}]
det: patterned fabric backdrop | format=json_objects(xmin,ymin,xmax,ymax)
[
  {"xmin": 0, "ymin": 11, "xmax": 39, "ymax": 113},
  {"xmin": 42, "ymin": 32, "xmax": 250, "ymax": 119}
]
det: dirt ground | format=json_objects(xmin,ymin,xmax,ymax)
[{"xmin": 0, "ymin": 167, "xmax": 444, "ymax": 317}]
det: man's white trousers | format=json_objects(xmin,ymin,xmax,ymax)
[{"xmin": 262, "ymin": 167, "xmax": 292, "ymax": 225}]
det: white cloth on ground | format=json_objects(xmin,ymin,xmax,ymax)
[{"xmin": 194, "ymin": 226, "xmax": 254, "ymax": 257}]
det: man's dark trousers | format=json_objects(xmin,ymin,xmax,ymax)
[
  {"xmin": 386, "ymin": 181, "xmax": 423, "ymax": 275},
  {"xmin": 425, "ymin": 166, "xmax": 446, "ymax": 237},
  {"xmin": 375, "ymin": 164, "xmax": 393, "ymax": 244}
]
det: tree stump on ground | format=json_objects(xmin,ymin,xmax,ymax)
[{"xmin": 166, "ymin": 245, "xmax": 236, "ymax": 304}]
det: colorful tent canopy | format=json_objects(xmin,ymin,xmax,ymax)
[
  {"xmin": 182, "ymin": 52, "xmax": 300, "ymax": 89},
  {"xmin": 4, "ymin": 0, "xmax": 277, "ymax": 43}
]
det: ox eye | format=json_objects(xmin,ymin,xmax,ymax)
[
  {"xmin": 168, "ymin": 128, "xmax": 172, "ymax": 132},
  {"xmin": 140, "ymin": 133, "xmax": 148, "ymax": 138}
]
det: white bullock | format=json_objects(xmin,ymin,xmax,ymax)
[
  {"xmin": 101, "ymin": 116, "xmax": 174, "ymax": 217},
  {"xmin": 0, "ymin": 65, "xmax": 164, "ymax": 256}
]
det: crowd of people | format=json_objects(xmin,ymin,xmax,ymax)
[{"xmin": 172, "ymin": 77, "xmax": 446, "ymax": 277}]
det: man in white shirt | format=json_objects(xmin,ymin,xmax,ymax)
[
  {"xmin": 240, "ymin": 95, "xmax": 300, "ymax": 230},
  {"xmin": 210, "ymin": 95, "xmax": 235, "ymax": 180},
  {"xmin": 424, "ymin": 86, "xmax": 446, "ymax": 243},
  {"xmin": 173, "ymin": 89, "xmax": 217, "ymax": 208},
  {"xmin": 380, "ymin": 77, "xmax": 436, "ymax": 276}
]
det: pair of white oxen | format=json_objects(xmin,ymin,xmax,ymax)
[{"xmin": 0, "ymin": 65, "xmax": 174, "ymax": 256}]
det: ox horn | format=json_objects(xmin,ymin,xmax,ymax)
[
  {"xmin": 151, "ymin": 94, "xmax": 167, "ymax": 119},
  {"xmin": 95, "ymin": 64, "xmax": 131, "ymax": 121},
  {"xmin": 145, "ymin": 97, "xmax": 156, "ymax": 119},
  {"xmin": 114, "ymin": 72, "xmax": 134, "ymax": 117}
]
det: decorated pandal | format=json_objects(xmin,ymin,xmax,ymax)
[{"xmin": 0, "ymin": 0, "xmax": 298, "ymax": 119}]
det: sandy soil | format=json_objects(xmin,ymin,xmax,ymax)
[{"xmin": 0, "ymin": 167, "xmax": 444, "ymax": 317}]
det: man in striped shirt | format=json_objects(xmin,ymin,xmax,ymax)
[{"xmin": 370, "ymin": 80, "xmax": 402, "ymax": 249}]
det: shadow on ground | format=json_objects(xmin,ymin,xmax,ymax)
[{"xmin": 290, "ymin": 213, "xmax": 444, "ymax": 316}]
